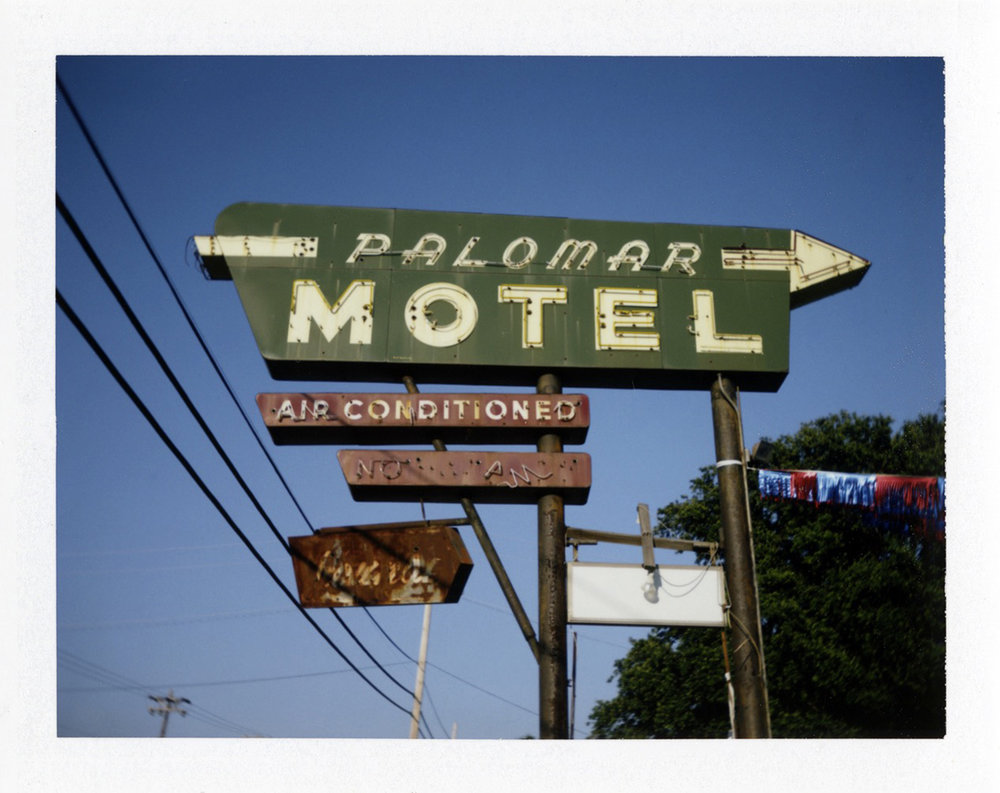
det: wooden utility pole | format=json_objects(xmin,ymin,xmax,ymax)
[
  {"xmin": 537, "ymin": 373, "xmax": 568, "ymax": 739},
  {"xmin": 710, "ymin": 375, "xmax": 770, "ymax": 738},
  {"xmin": 148, "ymin": 689, "xmax": 190, "ymax": 737},
  {"xmin": 409, "ymin": 603, "xmax": 432, "ymax": 738}
]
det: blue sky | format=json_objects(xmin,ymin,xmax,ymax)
[{"xmin": 9, "ymin": 3, "xmax": 1000, "ymax": 790}]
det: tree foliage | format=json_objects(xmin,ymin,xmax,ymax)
[{"xmin": 588, "ymin": 409, "xmax": 946, "ymax": 739}]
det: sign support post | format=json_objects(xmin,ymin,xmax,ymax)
[
  {"xmin": 537, "ymin": 372, "xmax": 569, "ymax": 739},
  {"xmin": 710, "ymin": 375, "xmax": 770, "ymax": 738},
  {"xmin": 402, "ymin": 376, "xmax": 542, "ymax": 664}
]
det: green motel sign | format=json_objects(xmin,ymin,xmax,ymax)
[{"xmin": 196, "ymin": 203, "xmax": 868, "ymax": 391}]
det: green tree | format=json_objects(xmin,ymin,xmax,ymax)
[{"xmin": 589, "ymin": 409, "xmax": 945, "ymax": 739}]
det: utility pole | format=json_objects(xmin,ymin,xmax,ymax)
[
  {"xmin": 569, "ymin": 630, "xmax": 578, "ymax": 739},
  {"xmin": 710, "ymin": 375, "xmax": 770, "ymax": 738},
  {"xmin": 148, "ymin": 689, "xmax": 190, "ymax": 737},
  {"xmin": 409, "ymin": 603, "xmax": 432, "ymax": 738},
  {"xmin": 537, "ymin": 372, "xmax": 568, "ymax": 739}
]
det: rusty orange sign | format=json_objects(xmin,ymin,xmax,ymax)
[
  {"xmin": 257, "ymin": 392, "xmax": 589, "ymax": 445},
  {"xmin": 289, "ymin": 525, "xmax": 473, "ymax": 607},
  {"xmin": 337, "ymin": 449, "xmax": 591, "ymax": 504}
]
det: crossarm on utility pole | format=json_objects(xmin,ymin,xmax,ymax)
[
  {"xmin": 565, "ymin": 526, "xmax": 719, "ymax": 557},
  {"xmin": 148, "ymin": 689, "xmax": 190, "ymax": 738}
]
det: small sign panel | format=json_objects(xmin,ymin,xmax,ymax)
[
  {"xmin": 257, "ymin": 392, "xmax": 590, "ymax": 445},
  {"xmin": 567, "ymin": 562, "xmax": 727, "ymax": 627},
  {"xmin": 289, "ymin": 525, "xmax": 473, "ymax": 607},
  {"xmin": 337, "ymin": 450, "xmax": 591, "ymax": 504}
]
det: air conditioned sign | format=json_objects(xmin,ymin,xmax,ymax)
[
  {"xmin": 196, "ymin": 203, "xmax": 868, "ymax": 391},
  {"xmin": 336, "ymin": 449, "xmax": 592, "ymax": 504},
  {"xmin": 256, "ymin": 392, "xmax": 590, "ymax": 444}
]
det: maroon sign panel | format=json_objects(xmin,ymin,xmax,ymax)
[
  {"xmin": 257, "ymin": 392, "xmax": 589, "ymax": 445},
  {"xmin": 337, "ymin": 450, "xmax": 592, "ymax": 505},
  {"xmin": 289, "ymin": 525, "xmax": 473, "ymax": 607}
]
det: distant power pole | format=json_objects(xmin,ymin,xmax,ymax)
[
  {"xmin": 148, "ymin": 689, "xmax": 190, "ymax": 737},
  {"xmin": 409, "ymin": 603, "xmax": 432, "ymax": 739}
]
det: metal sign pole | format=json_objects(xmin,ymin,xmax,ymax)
[
  {"xmin": 710, "ymin": 375, "xmax": 770, "ymax": 738},
  {"xmin": 537, "ymin": 373, "xmax": 568, "ymax": 739},
  {"xmin": 402, "ymin": 376, "xmax": 541, "ymax": 663}
]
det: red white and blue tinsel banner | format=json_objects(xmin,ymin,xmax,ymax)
[{"xmin": 757, "ymin": 469, "xmax": 945, "ymax": 541}]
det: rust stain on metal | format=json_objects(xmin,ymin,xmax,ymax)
[
  {"xmin": 289, "ymin": 526, "xmax": 473, "ymax": 608},
  {"xmin": 337, "ymin": 450, "xmax": 591, "ymax": 505},
  {"xmin": 256, "ymin": 393, "xmax": 590, "ymax": 445}
]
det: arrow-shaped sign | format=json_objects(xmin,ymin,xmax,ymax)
[
  {"xmin": 721, "ymin": 231, "xmax": 869, "ymax": 308},
  {"xmin": 195, "ymin": 203, "xmax": 869, "ymax": 391}
]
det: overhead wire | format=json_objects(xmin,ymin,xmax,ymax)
[
  {"xmin": 55, "ymin": 297, "xmax": 557, "ymax": 730},
  {"xmin": 362, "ymin": 607, "xmax": 486, "ymax": 737},
  {"xmin": 183, "ymin": 702, "xmax": 269, "ymax": 738},
  {"xmin": 58, "ymin": 649, "xmax": 148, "ymax": 694},
  {"xmin": 55, "ymin": 288, "xmax": 422, "ymax": 732},
  {"xmin": 58, "ymin": 606, "xmax": 291, "ymax": 632},
  {"xmin": 58, "ymin": 649, "xmax": 269, "ymax": 737},
  {"xmin": 55, "ymin": 76, "xmax": 319, "ymax": 546},
  {"xmin": 56, "ymin": 194, "xmax": 433, "ymax": 738},
  {"xmin": 58, "ymin": 75, "xmax": 546, "ymax": 740},
  {"xmin": 59, "ymin": 541, "xmax": 244, "ymax": 557},
  {"xmin": 425, "ymin": 660, "xmax": 537, "ymax": 717},
  {"xmin": 59, "ymin": 662, "xmax": 412, "ymax": 694},
  {"xmin": 56, "ymin": 76, "xmax": 439, "ymax": 737}
]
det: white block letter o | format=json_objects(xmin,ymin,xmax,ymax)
[{"xmin": 405, "ymin": 282, "xmax": 479, "ymax": 347}]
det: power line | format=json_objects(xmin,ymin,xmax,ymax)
[
  {"xmin": 425, "ymin": 660, "xmax": 537, "ymax": 717},
  {"xmin": 56, "ymin": 195, "xmax": 433, "ymax": 738},
  {"xmin": 183, "ymin": 700, "xmax": 268, "ymax": 738},
  {"xmin": 59, "ymin": 649, "xmax": 268, "ymax": 737},
  {"xmin": 362, "ymin": 609, "xmax": 450, "ymax": 736},
  {"xmin": 59, "ymin": 559, "xmax": 255, "ymax": 577},
  {"xmin": 59, "ymin": 662, "xmax": 412, "ymax": 694},
  {"xmin": 56, "ymin": 76, "xmax": 440, "ymax": 737},
  {"xmin": 59, "ymin": 541, "xmax": 244, "ymax": 557},
  {"xmin": 55, "ymin": 288, "xmax": 418, "ymax": 728},
  {"xmin": 56, "ymin": 74, "xmax": 316, "ymax": 569},
  {"xmin": 58, "ymin": 606, "xmax": 292, "ymax": 631},
  {"xmin": 58, "ymin": 649, "xmax": 148, "ymax": 693},
  {"xmin": 55, "ymin": 132, "xmax": 433, "ymax": 736}
]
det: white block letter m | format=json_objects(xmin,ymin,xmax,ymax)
[{"xmin": 287, "ymin": 279, "xmax": 375, "ymax": 345}]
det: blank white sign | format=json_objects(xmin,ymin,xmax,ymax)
[{"xmin": 567, "ymin": 562, "xmax": 727, "ymax": 627}]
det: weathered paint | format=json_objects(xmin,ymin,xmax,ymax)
[
  {"xmin": 256, "ymin": 392, "xmax": 590, "ymax": 444},
  {"xmin": 337, "ymin": 449, "xmax": 591, "ymax": 504},
  {"xmin": 289, "ymin": 525, "xmax": 473, "ymax": 607}
]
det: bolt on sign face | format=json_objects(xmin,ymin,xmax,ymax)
[
  {"xmin": 196, "ymin": 203, "xmax": 869, "ymax": 391},
  {"xmin": 336, "ymin": 450, "xmax": 592, "ymax": 504},
  {"xmin": 289, "ymin": 525, "xmax": 473, "ymax": 607},
  {"xmin": 256, "ymin": 392, "xmax": 590, "ymax": 445}
]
